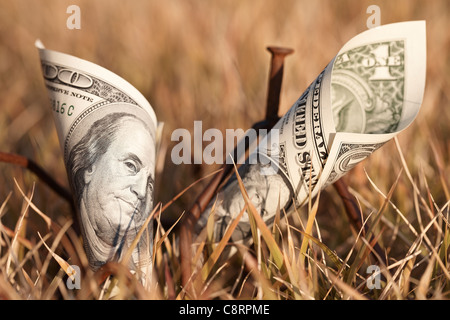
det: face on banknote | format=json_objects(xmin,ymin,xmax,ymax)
[
  {"xmin": 66, "ymin": 110, "xmax": 155, "ymax": 257},
  {"xmin": 36, "ymin": 41, "xmax": 157, "ymax": 278},
  {"xmin": 197, "ymin": 21, "xmax": 426, "ymax": 242}
]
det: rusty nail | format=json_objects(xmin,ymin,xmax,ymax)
[
  {"xmin": 179, "ymin": 46, "xmax": 294, "ymax": 291},
  {"xmin": 265, "ymin": 46, "xmax": 294, "ymax": 126}
]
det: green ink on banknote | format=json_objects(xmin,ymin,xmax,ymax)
[{"xmin": 331, "ymin": 41, "xmax": 405, "ymax": 134}]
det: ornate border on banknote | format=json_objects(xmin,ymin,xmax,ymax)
[
  {"xmin": 324, "ymin": 141, "xmax": 385, "ymax": 187},
  {"xmin": 41, "ymin": 61, "xmax": 138, "ymax": 105}
]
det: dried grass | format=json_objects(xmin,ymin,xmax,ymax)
[{"xmin": 0, "ymin": 0, "xmax": 449, "ymax": 300}]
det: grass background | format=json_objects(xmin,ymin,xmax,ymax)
[{"xmin": 0, "ymin": 0, "xmax": 448, "ymax": 299}]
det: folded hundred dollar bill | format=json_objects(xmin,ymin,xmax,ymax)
[
  {"xmin": 196, "ymin": 21, "xmax": 426, "ymax": 242},
  {"xmin": 36, "ymin": 41, "xmax": 158, "ymax": 281}
]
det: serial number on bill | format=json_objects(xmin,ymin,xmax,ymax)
[
  {"xmin": 179, "ymin": 304, "xmax": 270, "ymax": 317},
  {"xmin": 50, "ymin": 99, "xmax": 75, "ymax": 116}
]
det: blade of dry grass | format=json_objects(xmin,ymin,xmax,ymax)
[
  {"xmin": 399, "ymin": 256, "xmax": 415, "ymax": 297},
  {"xmin": 318, "ymin": 261, "xmax": 368, "ymax": 300},
  {"xmin": 1, "ymin": 225, "xmax": 32, "ymax": 251},
  {"xmin": 0, "ymin": 270, "xmax": 22, "ymax": 300},
  {"xmin": 416, "ymin": 255, "xmax": 436, "ymax": 299},
  {"xmin": 299, "ymin": 191, "xmax": 321, "ymax": 265},
  {"xmin": 152, "ymin": 210, "xmax": 184, "ymax": 264},
  {"xmin": 379, "ymin": 206, "xmax": 446, "ymax": 299},
  {"xmin": 395, "ymin": 137, "xmax": 440, "ymax": 230},
  {"xmin": 0, "ymin": 192, "xmax": 12, "ymax": 220},
  {"xmin": 292, "ymin": 226, "xmax": 343, "ymax": 270},
  {"xmin": 232, "ymin": 162, "xmax": 285, "ymax": 272},
  {"xmin": 121, "ymin": 202, "xmax": 161, "ymax": 269},
  {"xmin": 281, "ymin": 245, "xmax": 303, "ymax": 299},
  {"xmin": 0, "ymin": 192, "xmax": 12, "ymax": 259},
  {"xmin": 13, "ymin": 178, "xmax": 51, "ymax": 229},
  {"xmin": 342, "ymin": 168, "xmax": 402, "ymax": 288},
  {"xmin": 238, "ymin": 247, "xmax": 278, "ymax": 300},
  {"xmin": 37, "ymin": 227, "xmax": 74, "ymax": 281},
  {"xmin": 6, "ymin": 182, "xmax": 34, "ymax": 276},
  {"xmin": 436, "ymin": 223, "xmax": 449, "ymax": 273},
  {"xmin": 201, "ymin": 204, "xmax": 246, "ymax": 281},
  {"xmin": 428, "ymin": 134, "xmax": 450, "ymax": 201},
  {"xmin": 7, "ymin": 231, "xmax": 49, "ymax": 286},
  {"xmin": 322, "ymin": 206, "xmax": 378, "ymax": 300}
]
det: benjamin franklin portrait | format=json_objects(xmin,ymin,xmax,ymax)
[{"xmin": 66, "ymin": 108, "xmax": 156, "ymax": 272}]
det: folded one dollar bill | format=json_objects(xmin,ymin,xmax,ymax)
[
  {"xmin": 196, "ymin": 21, "xmax": 426, "ymax": 242},
  {"xmin": 36, "ymin": 41, "xmax": 158, "ymax": 281}
]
